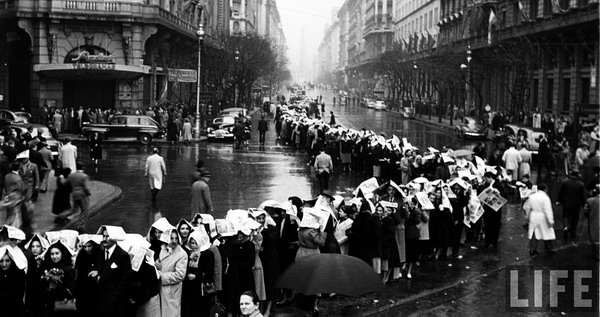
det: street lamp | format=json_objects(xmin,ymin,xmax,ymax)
[
  {"xmin": 234, "ymin": 49, "xmax": 239, "ymax": 107},
  {"xmin": 194, "ymin": 23, "xmax": 205, "ymax": 136}
]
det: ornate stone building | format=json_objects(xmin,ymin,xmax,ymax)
[{"xmin": 0, "ymin": 0, "xmax": 230, "ymax": 114}]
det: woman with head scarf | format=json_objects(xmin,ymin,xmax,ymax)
[
  {"xmin": 39, "ymin": 241, "xmax": 76, "ymax": 316},
  {"xmin": 222, "ymin": 223, "xmax": 256, "ymax": 315},
  {"xmin": 176, "ymin": 219, "xmax": 194, "ymax": 253},
  {"xmin": 147, "ymin": 217, "xmax": 173, "ymax": 261},
  {"xmin": 74, "ymin": 235, "xmax": 101, "ymax": 317},
  {"xmin": 182, "ymin": 227, "xmax": 214, "ymax": 317},
  {"xmin": 404, "ymin": 198, "xmax": 422, "ymax": 279},
  {"xmin": 376, "ymin": 203, "xmax": 401, "ymax": 284},
  {"xmin": 156, "ymin": 228, "xmax": 188, "ymax": 317},
  {"xmin": 252, "ymin": 209, "xmax": 279, "ymax": 317},
  {"xmin": 24, "ymin": 233, "xmax": 50, "ymax": 316},
  {"xmin": 410, "ymin": 155, "xmax": 425, "ymax": 180},
  {"xmin": 0, "ymin": 246, "xmax": 27, "ymax": 316},
  {"xmin": 429, "ymin": 187, "xmax": 451, "ymax": 260}
]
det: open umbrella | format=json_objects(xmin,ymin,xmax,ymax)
[
  {"xmin": 275, "ymin": 253, "xmax": 384, "ymax": 297},
  {"xmin": 448, "ymin": 149, "xmax": 474, "ymax": 157}
]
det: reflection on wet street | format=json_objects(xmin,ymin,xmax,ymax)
[{"xmin": 83, "ymin": 89, "xmax": 472, "ymax": 234}]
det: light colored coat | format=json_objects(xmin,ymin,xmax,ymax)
[
  {"xmin": 182, "ymin": 122, "xmax": 192, "ymax": 141},
  {"xmin": 144, "ymin": 154, "xmax": 166, "ymax": 190},
  {"xmin": 59, "ymin": 142, "xmax": 78, "ymax": 172},
  {"xmin": 158, "ymin": 244, "xmax": 188, "ymax": 317},
  {"xmin": 524, "ymin": 191, "xmax": 556, "ymax": 240}
]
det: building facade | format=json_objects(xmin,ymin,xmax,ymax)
[{"xmin": 0, "ymin": 0, "xmax": 236, "ymax": 115}]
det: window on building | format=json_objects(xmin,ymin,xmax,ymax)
[
  {"xmin": 562, "ymin": 78, "xmax": 571, "ymax": 111},
  {"xmin": 560, "ymin": 0, "xmax": 569, "ymax": 9},
  {"xmin": 581, "ymin": 78, "xmax": 590, "ymax": 104},
  {"xmin": 546, "ymin": 79, "xmax": 554, "ymax": 110},
  {"xmin": 452, "ymin": 0, "xmax": 456, "ymax": 12},
  {"xmin": 430, "ymin": 10, "xmax": 433, "ymax": 27},
  {"xmin": 435, "ymin": 8, "xmax": 438, "ymax": 21},
  {"xmin": 513, "ymin": 3, "xmax": 520, "ymax": 24},
  {"xmin": 532, "ymin": 79, "xmax": 539, "ymax": 110},
  {"xmin": 543, "ymin": 0, "xmax": 552, "ymax": 15},
  {"xmin": 530, "ymin": 0, "xmax": 539, "ymax": 18}
]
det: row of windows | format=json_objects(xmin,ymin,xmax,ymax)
[{"xmin": 397, "ymin": 7, "xmax": 438, "ymax": 38}]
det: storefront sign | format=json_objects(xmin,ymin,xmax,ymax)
[
  {"xmin": 168, "ymin": 68, "xmax": 197, "ymax": 83},
  {"xmin": 71, "ymin": 51, "xmax": 114, "ymax": 63},
  {"xmin": 75, "ymin": 63, "xmax": 116, "ymax": 70}
]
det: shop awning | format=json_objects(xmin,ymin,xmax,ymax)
[{"xmin": 33, "ymin": 64, "xmax": 151, "ymax": 81}]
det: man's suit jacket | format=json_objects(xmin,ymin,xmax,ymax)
[{"xmin": 97, "ymin": 245, "xmax": 132, "ymax": 317}]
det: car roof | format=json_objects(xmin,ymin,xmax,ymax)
[{"xmin": 504, "ymin": 124, "xmax": 548, "ymax": 133}]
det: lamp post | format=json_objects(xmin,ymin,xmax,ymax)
[
  {"xmin": 234, "ymin": 49, "xmax": 239, "ymax": 107},
  {"xmin": 194, "ymin": 23, "xmax": 205, "ymax": 137}
]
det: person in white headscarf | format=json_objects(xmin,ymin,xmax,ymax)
[
  {"xmin": 156, "ymin": 228, "xmax": 188, "ymax": 317},
  {"xmin": 182, "ymin": 227, "xmax": 214, "ymax": 317},
  {"xmin": 0, "ymin": 245, "xmax": 27, "ymax": 316}
]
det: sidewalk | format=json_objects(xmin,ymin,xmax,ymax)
[{"xmin": 30, "ymin": 174, "xmax": 122, "ymax": 234}]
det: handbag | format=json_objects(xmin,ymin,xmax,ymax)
[
  {"xmin": 201, "ymin": 273, "xmax": 216, "ymax": 296},
  {"xmin": 209, "ymin": 297, "xmax": 226, "ymax": 317},
  {"xmin": 54, "ymin": 289, "xmax": 76, "ymax": 312}
]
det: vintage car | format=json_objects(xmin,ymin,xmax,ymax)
[
  {"xmin": 501, "ymin": 124, "xmax": 549, "ymax": 154},
  {"xmin": 373, "ymin": 100, "xmax": 387, "ymax": 111},
  {"xmin": 401, "ymin": 107, "xmax": 415, "ymax": 119},
  {"xmin": 455, "ymin": 116, "xmax": 488, "ymax": 138},
  {"xmin": 81, "ymin": 114, "xmax": 164, "ymax": 145},
  {"xmin": 220, "ymin": 107, "xmax": 248, "ymax": 118},
  {"xmin": 0, "ymin": 109, "xmax": 32, "ymax": 123},
  {"xmin": 206, "ymin": 116, "xmax": 236, "ymax": 140},
  {"xmin": 11, "ymin": 123, "xmax": 62, "ymax": 159}
]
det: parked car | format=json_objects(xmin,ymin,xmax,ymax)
[
  {"xmin": 455, "ymin": 116, "xmax": 487, "ymax": 138},
  {"xmin": 207, "ymin": 116, "xmax": 236, "ymax": 140},
  {"xmin": 373, "ymin": 100, "xmax": 387, "ymax": 110},
  {"xmin": 401, "ymin": 107, "xmax": 415, "ymax": 118},
  {"xmin": 366, "ymin": 99, "xmax": 376, "ymax": 109},
  {"xmin": 0, "ymin": 109, "xmax": 32, "ymax": 123},
  {"xmin": 12, "ymin": 123, "xmax": 62, "ymax": 158},
  {"xmin": 81, "ymin": 114, "xmax": 164, "ymax": 145},
  {"xmin": 501, "ymin": 124, "xmax": 549, "ymax": 154}
]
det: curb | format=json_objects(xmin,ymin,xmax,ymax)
[
  {"xmin": 413, "ymin": 116, "xmax": 456, "ymax": 131},
  {"xmin": 62, "ymin": 181, "xmax": 123, "ymax": 231},
  {"xmin": 57, "ymin": 135, "xmax": 207, "ymax": 145}
]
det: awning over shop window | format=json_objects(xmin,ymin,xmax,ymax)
[{"xmin": 33, "ymin": 64, "xmax": 151, "ymax": 81}]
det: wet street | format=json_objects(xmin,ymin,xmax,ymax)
[{"xmin": 76, "ymin": 88, "xmax": 597, "ymax": 316}]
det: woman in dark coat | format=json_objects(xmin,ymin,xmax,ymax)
[
  {"xmin": 449, "ymin": 182, "xmax": 469, "ymax": 258},
  {"xmin": 167, "ymin": 118, "xmax": 178, "ymax": 145},
  {"xmin": 39, "ymin": 242, "xmax": 76, "ymax": 317},
  {"xmin": 377, "ymin": 203, "xmax": 400, "ymax": 283},
  {"xmin": 74, "ymin": 237, "xmax": 100, "ymax": 317},
  {"xmin": 182, "ymin": 230, "xmax": 214, "ymax": 317},
  {"xmin": 222, "ymin": 231, "xmax": 255, "ymax": 315},
  {"xmin": 429, "ymin": 187, "xmax": 451, "ymax": 260},
  {"xmin": 404, "ymin": 199, "xmax": 421, "ymax": 279},
  {"xmin": 348, "ymin": 200, "xmax": 381, "ymax": 267},
  {"xmin": 52, "ymin": 168, "xmax": 71, "ymax": 222},
  {"xmin": 0, "ymin": 247, "xmax": 27, "ymax": 317},
  {"xmin": 88, "ymin": 132, "xmax": 102, "ymax": 166},
  {"xmin": 253, "ymin": 209, "xmax": 280, "ymax": 316},
  {"xmin": 129, "ymin": 259, "xmax": 160, "ymax": 317}
]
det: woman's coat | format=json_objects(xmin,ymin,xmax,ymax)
[{"xmin": 158, "ymin": 244, "xmax": 188, "ymax": 317}]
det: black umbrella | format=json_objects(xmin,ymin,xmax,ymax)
[{"xmin": 275, "ymin": 253, "xmax": 384, "ymax": 297}]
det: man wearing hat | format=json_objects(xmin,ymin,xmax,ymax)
[
  {"xmin": 91, "ymin": 226, "xmax": 132, "ymax": 317},
  {"xmin": 144, "ymin": 148, "xmax": 166, "ymax": 202},
  {"xmin": 37, "ymin": 142, "xmax": 53, "ymax": 193},
  {"xmin": 191, "ymin": 170, "xmax": 213, "ymax": 216},
  {"xmin": 557, "ymin": 170, "xmax": 587, "ymax": 243}
]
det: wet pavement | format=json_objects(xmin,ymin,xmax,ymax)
[{"xmin": 69, "ymin": 88, "xmax": 598, "ymax": 316}]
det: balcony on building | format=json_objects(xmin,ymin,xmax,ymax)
[
  {"xmin": 0, "ymin": 0, "xmax": 198, "ymax": 38},
  {"xmin": 363, "ymin": 13, "xmax": 393, "ymax": 37}
]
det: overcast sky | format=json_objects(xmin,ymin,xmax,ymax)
[{"xmin": 276, "ymin": 0, "xmax": 344, "ymax": 81}]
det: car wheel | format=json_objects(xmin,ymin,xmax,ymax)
[{"xmin": 139, "ymin": 134, "xmax": 152, "ymax": 145}]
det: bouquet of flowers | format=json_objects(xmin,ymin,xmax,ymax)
[{"xmin": 42, "ymin": 268, "xmax": 64, "ymax": 290}]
